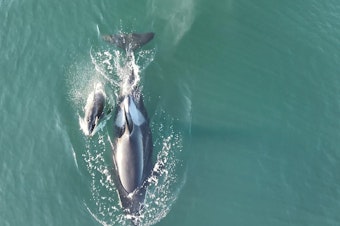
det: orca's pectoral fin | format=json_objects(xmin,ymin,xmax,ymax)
[
  {"xmin": 131, "ymin": 33, "xmax": 155, "ymax": 50},
  {"xmin": 94, "ymin": 116, "xmax": 99, "ymax": 126}
]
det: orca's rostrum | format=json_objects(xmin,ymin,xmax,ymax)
[{"xmin": 104, "ymin": 32, "xmax": 155, "ymax": 218}]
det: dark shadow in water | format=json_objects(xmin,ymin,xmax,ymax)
[{"xmin": 190, "ymin": 123, "xmax": 258, "ymax": 144}]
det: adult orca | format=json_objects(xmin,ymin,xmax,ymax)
[
  {"xmin": 80, "ymin": 82, "xmax": 106, "ymax": 136},
  {"xmin": 104, "ymin": 32, "xmax": 154, "ymax": 219}
]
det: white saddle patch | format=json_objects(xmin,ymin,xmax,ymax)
[{"xmin": 115, "ymin": 109, "xmax": 126, "ymax": 127}]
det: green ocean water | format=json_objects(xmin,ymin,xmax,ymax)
[{"xmin": 1, "ymin": 0, "xmax": 340, "ymax": 225}]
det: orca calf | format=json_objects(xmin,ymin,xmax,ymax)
[
  {"xmin": 80, "ymin": 83, "xmax": 106, "ymax": 136},
  {"xmin": 104, "ymin": 32, "xmax": 154, "ymax": 219}
]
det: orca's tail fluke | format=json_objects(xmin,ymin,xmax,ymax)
[{"xmin": 103, "ymin": 32, "xmax": 155, "ymax": 52}]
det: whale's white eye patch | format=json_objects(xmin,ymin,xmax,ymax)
[
  {"xmin": 115, "ymin": 109, "xmax": 125, "ymax": 127},
  {"xmin": 128, "ymin": 99, "xmax": 145, "ymax": 126}
]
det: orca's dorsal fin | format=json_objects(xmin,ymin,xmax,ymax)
[{"xmin": 103, "ymin": 32, "xmax": 155, "ymax": 51}]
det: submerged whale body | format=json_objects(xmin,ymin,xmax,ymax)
[
  {"xmin": 80, "ymin": 83, "xmax": 106, "ymax": 136},
  {"xmin": 103, "ymin": 32, "xmax": 154, "ymax": 51},
  {"xmin": 104, "ymin": 32, "xmax": 155, "ymax": 218}
]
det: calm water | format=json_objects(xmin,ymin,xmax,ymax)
[{"xmin": 1, "ymin": 0, "xmax": 340, "ymax": 225}]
